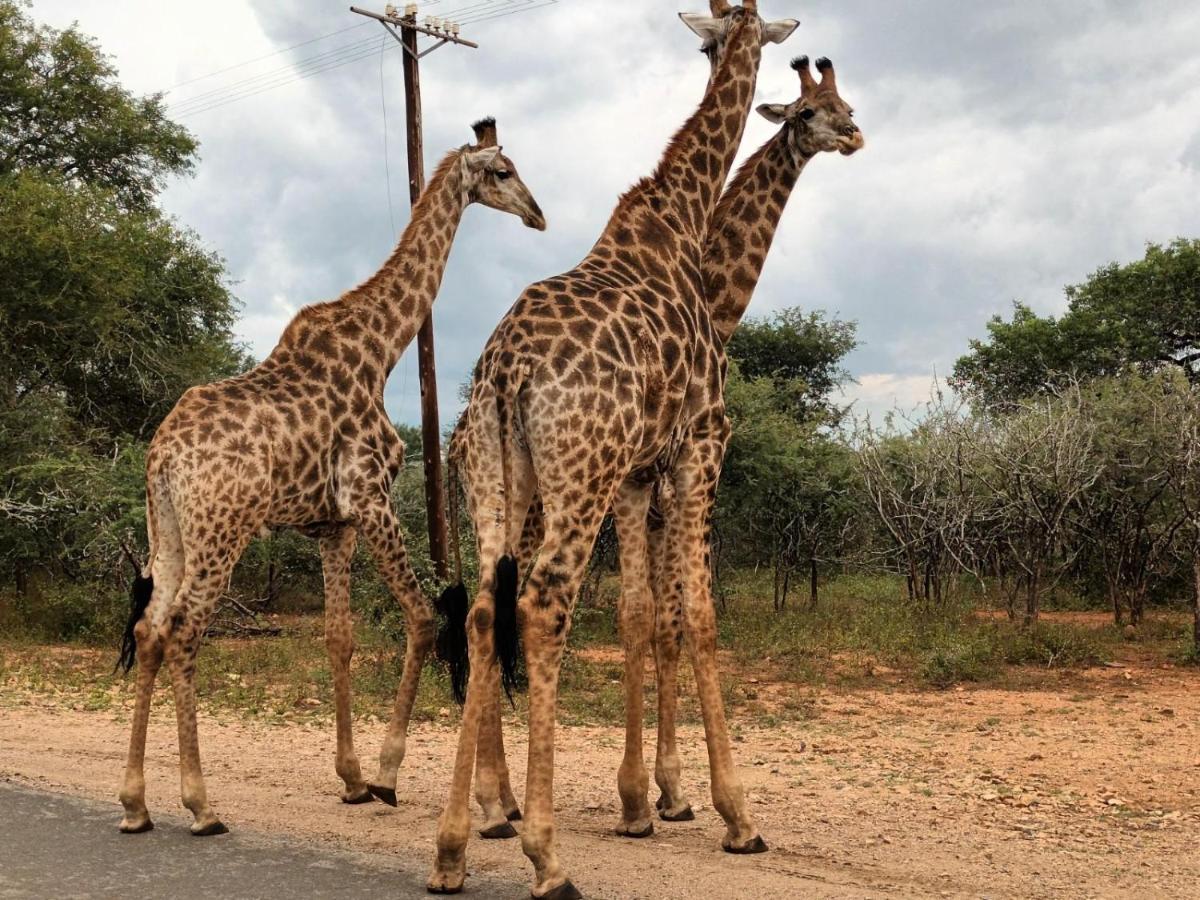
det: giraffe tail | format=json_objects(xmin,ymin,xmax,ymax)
[
  {"xmin": 118, "ymin": 573, "xmax": 154, "ymax": 674},
  {"xmin": 492, "ymin": 377, "xmax": 526, "ymax": 703},
  {"xmin": 117, "ymin": 476, "xmax": 160, "ymax": 674},
  {"xmin": 435, "ymin": 451, "xmax": 470, "ymax": 704},
  {"xmin": 494, "ymin": 554, "xmax": 521, "ymax": 703}
]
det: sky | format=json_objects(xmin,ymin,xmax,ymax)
[{"xmin": 28, "ymin": 0, "xmax": 1200, "ymax": 426}]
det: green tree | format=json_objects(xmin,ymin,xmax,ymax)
[
  {"xmin": 727, "ymin": 308, "xmax": 858, "ymax": 422},
  {"xmin": 0, "ymin": 172, "xmax": 248, "ymax": 438},
  {"xmin": 953, "ymin": 239, "xmax": 1200, "ymax": 406},
  {"xmin": 0, "ymin": 1, "xmax": 245, "ymax": 606},
  {"xmin": 717, "ymin": 309, "xmax": 860, "ymax": 605},
  {"xmin": 0, "ymin": 0, "xmax": 195, "ymax": 210}
]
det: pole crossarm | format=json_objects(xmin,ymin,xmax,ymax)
[{"xmin": 349, "ymin": 6, "xmax": 480, "ymax": 49}]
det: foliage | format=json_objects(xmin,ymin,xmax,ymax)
[
  {"xmin": 0, "ymin": 0, "xmax": 195, "ymax": 210},
  {"xmin": 0, "ymin": 172, "xmax": 248, "ymax": 438},
  {"xmin": 953, "ymin": 239, "xmax": 1200, "ymax": 407},
  {"xmin": 726, "ymin": 307, "xmax": 857, "ymax": 422},
  {"xmin": 0, "ymin": 2, "xmax": 244, "ymax": 613},
  {"xmin": 716, "ymin": 308, "xmax": 860, "ymax": 607}
]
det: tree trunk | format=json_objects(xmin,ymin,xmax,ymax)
[
  {"xmin": 1192, "ymin": 557, "xmax": 1200, "ymax": 656},
  {"xmin": 809, "ymin": 556, "xmax": 818, "ymax": 608},
  {"xmin": 773, "ymin": 556, "xmax": 785, "ymax": 612},
  {"xmin": 781, "ymin": 567, "xmax": 791, "ymax": 609},
  {"xmin": 264, "ymin": 560, "xmax": 278, "ymax": 610},
  {"xmin": 1023, "ymin": 566, "xmax": 1041, "ymax": 627},
  {"xmin": 1107, "ymin": 575, "xmax": 1124, "ymax": 627},
  {"xmin": 14, "ymin": 563, "xmax": 28, "ymax": 597},
  {"xmin": 1130, "ymin": 584, "xmax": 1146, "ymax": 626}
]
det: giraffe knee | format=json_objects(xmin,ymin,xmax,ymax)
[{"xmin": 410, "ymin": 609, "xmax": 436, "ymax": 652}]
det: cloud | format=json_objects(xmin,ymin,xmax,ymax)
[{"xmin": 29, "ymin": 0, "xmax": 1200, "ymax": 428}]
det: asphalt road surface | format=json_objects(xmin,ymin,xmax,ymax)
[{"xmin": 0, "ymin": 782, "xmax": 526, "ymax": 899}]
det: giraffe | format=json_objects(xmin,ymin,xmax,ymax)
[
  {"xmin": 652, "ymin": 51, "xmax": 864, "ymax": 821},
  {"xmin": 114, "ymin": 118, "xmax": 545, "ymax": 838},
  {"xmin": 471, "ymin": 53, "xmax": 864, "ymax": 836},
  {"xmin": 427, "ymin": 4, "xmax": 797, "ymax": 897}
]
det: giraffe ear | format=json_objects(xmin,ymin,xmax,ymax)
[
  {"xmin": 464, "ymin": 145, "xmax": 502, "ymax": 173},
  {"xmin": 679, "ymin": 12, "xmax": 722, "ymax": 43},
  {"xmin": 763, "ymin": 18, "xmax": 800, "ymax": 44},
  {"xmin": 756, "ymin": 103, "xmax": 789, "ymax": 124}
]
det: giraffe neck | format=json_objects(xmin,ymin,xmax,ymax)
[
  {"xmin": 586, "ymin": 15, "xmax": 763, "ymax": 262},
  {"xmin": 704, "ymin": 129, "xmax": 807, "ymax": 345},
  {"xmin": 347, "ymin": 149, "xmax": 468, "ymax": 375}
]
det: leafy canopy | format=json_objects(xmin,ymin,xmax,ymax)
[
  {"xmin": 953, "ymin": 239, "xmax": 1200, "ymax": 407},
  {"xmin": 0, "ymin": 0, "xmax": 195, "ymax": 210}
]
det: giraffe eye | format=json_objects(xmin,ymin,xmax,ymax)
[
  {"xmin": 496, "ymin": 170, "xmax": 512, "ymax": 181},
  {"xmin": 798, "ymin": 108, "xmax": 816, "ymax": 121}
]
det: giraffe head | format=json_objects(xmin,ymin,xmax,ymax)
[
  {"xmin": 460, "ymin": 117, "xmax": 546, "ymax": 231},
  {"xmin": 757, "ymin": 56, "xmax": 863, "ymax": 158},
  {"xmin": 680, "ymin": 1, "xmax": 799, "ymax": 68}
]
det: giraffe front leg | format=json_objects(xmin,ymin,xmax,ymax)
[
  {"xmin": 357, "ymin": 503, "xmax": 435, "ymax": 806},
  {"xmin": 320, "ymin": 527, "xmax": 370, "ymax": 804},
  {"xmin": 667, "ymin": 431, "xmax": 765, "ymax": 854},
  {"xmin": 495, "ymin": 704, "xmax": 522, "ymax": 822},
  {"xmin": 613, "ymin": 482, "xmax": 654, "ymax": 838}
]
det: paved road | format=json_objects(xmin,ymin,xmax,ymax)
[{"xmin": 0, "ymin": 782, "xmax": 526, "ymax": 899}]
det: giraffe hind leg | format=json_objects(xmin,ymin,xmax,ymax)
[
  {"xmin": 119, "ymin": 475, "xmax": 182, "ymax": 833},
  {"xmin": 356, "ymin": 499, "xmax": 435, "ymax": 804},
  {"xmin": 320, "ymin": 526, "xmax": 371, "ymax": 804},
  {"xmin": 651, "ymin": 520, "xmax": 692, "ymax": 821}
]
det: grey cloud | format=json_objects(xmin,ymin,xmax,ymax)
[{"xmin": 45, "ymin": 0, "xmax": 1200, "ymax": 426}]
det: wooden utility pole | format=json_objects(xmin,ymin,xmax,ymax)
[{"xmin": 350, "ymin": 5, "xmax": 479, "ymax": 579}]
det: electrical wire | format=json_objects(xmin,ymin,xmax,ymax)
[
  {"xmin": 169, "ymin": 36, "xmax": 388, "ymax": 114},
  {"xmin": 380, "ymin": 37, "xmax": 398, "ymax": 238},
  {"xmin": 173, "ymin": 42, "xmax": 403, "ymax": 118},
  {"xmin": 165, "ymin": 21, "xmax": 372, "ymax": 93},
  {"xmin": 166, "ymin": 1, "xmax": 561, "ymax": 118}
]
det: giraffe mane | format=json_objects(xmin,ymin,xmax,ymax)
[
  {"xmin": 712, "ymin": 134, "xmax": 776, "ymax": 227},
  {"xmin": 611, "ymin": 12, "xmax": 754, "ymax": 217}
]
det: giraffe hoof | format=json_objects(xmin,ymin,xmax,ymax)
[
  {"xmin": 368, "ymin": 784, "xmax": 398, "ymax": 807},
  {"xmin": 118, "ymin": 818, "xmax": 154, "ymax": 834},
  {"xmin": 616, "ymin": 821, "xmax": 654, "ymax": 839},
  {"xmin": 537, "ymin": 880, "xmax": 583, "ymax": 900},
  {"xmin": 506, "ymin": 807, "xmax": 523, "ymax": 822},
  {"xmin": 724, "ymin": 834, "xmax": 768, "ymax": 854},
  {"xmin": 479, "ymin": 820, "xmax": 519, "ymax": 839},
  {"xmin": 341, "ymin": 787, "xmax": 374, "ymax": 805},
  {"xmin": 426, "ymin": 875, "xmax": 464, "ymax": 895},
  {"xmin": 659, "ymin": 804, "xmax": 695, "ymax": 822},
  {"xmin": 190, "ymin": 820, "xmax": 229, "ymax": 837}
]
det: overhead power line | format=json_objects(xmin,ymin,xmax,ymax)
[
  {"xmin": 164, "ymin": 21, "xmax": 372, "ymax": 93},
  {"xmin": 163, "ymin": 1, "xmax": 559, "ymax": 117}
]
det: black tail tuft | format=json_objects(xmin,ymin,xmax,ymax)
[
  {"xmin": 117, "ymin": 573, "xmax": 154, "ymax": 674},
  {"xmin": 435, "ymin": 581, "xmax": 471, "ymax": 705},
  {"xmin": 494, "ymin": 555, "xmax": 523, "ymax": 704}
]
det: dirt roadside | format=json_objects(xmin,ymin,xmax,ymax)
[{"xmin": 2, "ymin": 665, "xmax": 1198, "ymax": 899}]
